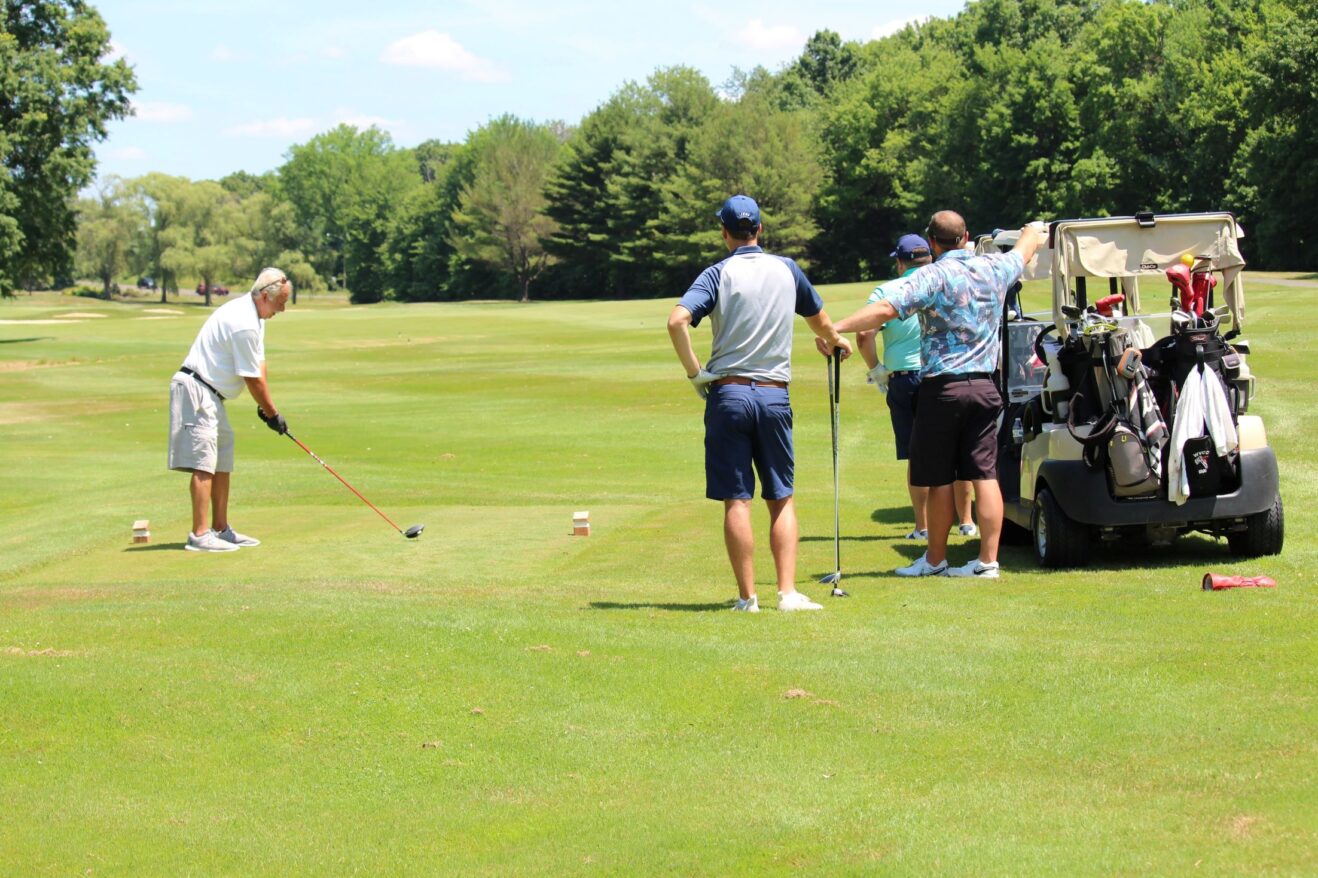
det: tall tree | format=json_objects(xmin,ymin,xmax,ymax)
[
  {"xmin": 449, "ymin": 115, "xmax": 563, "ymax": 302},
  {"xmin": 279, "ymin": 125, "xmax": 417, "ymax": 303},
  {"xmin": 0, "ymin": 0, "xmax": 135, "ymax": 296},
  {"xmin": 75, "ymin": 175, "xmax": 141, "ymax": 298}
]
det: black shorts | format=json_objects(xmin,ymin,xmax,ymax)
[
  {"xmin": 909, "ymin": 375, "xmax": 1003, "ymax": 486},
  {"xmin": 885, "ymin": 372, "xmax": 921, "ymax": 461}
]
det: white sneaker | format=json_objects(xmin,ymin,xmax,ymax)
[
  {"xmin": 185, "ymin": 530, "xmax": 240, "ymax": 552},
  {"xmin": 216, "ymin": 526, "xmax": 260, "ymax": 547},
  {"xmin": 958, "ymin": 523, "xmax": 979, "ymax": 537},
  {"xmin": 895, "ymin": 554, "xmax": 947, "ymax": 577},
  {"xmin": 731, "ymin": 596, "xmax": 760, "ymax": 612},
  {"xmin": 777, "ymin": 590, "xmax": 823, "ymax": 611},
  {"xmin": 904, "ymin": 529, "xmax": 928, "ymax": 540},
  {"xmin": 946, "ymin": 559, "xmax": 1000, "ymax": 579}
]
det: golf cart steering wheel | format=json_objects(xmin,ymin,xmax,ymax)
[{"xmin": 1033, "ymin": 323, "xmax": 1059, "ymax": 366}]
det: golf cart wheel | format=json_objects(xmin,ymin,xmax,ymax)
[
  {"xmin": 1227, "ymin": 494, "xmax": 1284, "ymax": 557},
  {"xmin": 1032, "ymin": 488, "xmax": 1090, "ymax": 568}
]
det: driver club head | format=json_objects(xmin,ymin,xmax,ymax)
[{"xmin": 404, "ymin": 524, "xmax": 425, "ymax": 539}]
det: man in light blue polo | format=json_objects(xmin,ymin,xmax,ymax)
[
  {"xmin": 667, "ymin": 194, "xmax": 851, "ymax": 612},
  {"xmin": 855, "ymin": 234, "xmax": 977, "ymax": 541}
]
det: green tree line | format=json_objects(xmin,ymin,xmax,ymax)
[{"xmin": 5, "ymin": 0, "xmax": 1315, "ymax": 302}]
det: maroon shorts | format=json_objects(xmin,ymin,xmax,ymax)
[{"xmin": 908, "ymin": 374, "xmax": 1003, "ymax": 487}]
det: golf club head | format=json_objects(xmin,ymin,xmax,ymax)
[
  {"xmin": 819, "ymin": 571, "xmax": 846, "ymax": 596},
  {"xmin": 404, "ymin": 524, "xmax": 425, "ymax": 539}
]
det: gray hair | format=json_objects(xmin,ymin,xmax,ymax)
[{"xmin": 250, "ymin": 266, "xmax": 289, "ymax": 297}]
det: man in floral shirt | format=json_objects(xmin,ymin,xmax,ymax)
[{"xmin": 827, "ymin": 212, "xmax": 1046, "ymax": 579}]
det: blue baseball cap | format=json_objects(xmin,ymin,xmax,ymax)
[
  {"xmin": 716, "ymin": 195, "xmax": 761, "ymax": 232},
  {"xmin": 890, "ymin": 233, "xmax": 931, "ymax": 260}
]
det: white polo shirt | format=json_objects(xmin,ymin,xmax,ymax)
[{"xmin": 180, "ymin": 293, "xmax": 265, "ymax": 399}]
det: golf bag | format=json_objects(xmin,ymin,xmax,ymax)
[
  {"xmin": 1143, "ymin": 311, "xmax": 1243, "ymax": 498},
  {"xmin": 1065, "ymin": 325, "xmax": 1168, "ymax": 499}
]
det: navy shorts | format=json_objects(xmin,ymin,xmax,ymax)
[
  {"xmin": 885, "ymin": 372, "xmax": 921, "ymax": 460},
  {"xmin": 704, "ymin": 384, "xmax": 794, "ymax": 500},
  {"xmin": 909, "ymin": 375, "xmax": 1003, "ymax": 486}
]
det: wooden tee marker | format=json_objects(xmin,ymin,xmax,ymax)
[
  {"xmin": 132, "ymin": 519, "xmax": 151, "ymax": 544},
  {"xmin": 572, "ymin": 511, "xmax": 590, "ymax": 537}
]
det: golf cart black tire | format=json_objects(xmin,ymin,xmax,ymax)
[
  {"xmin": 1227, "ymin": 494, "xmax": 1284, "ymax": 557},
  {"xmin": 1033, "ymin": 488, "xmax": 1091, "ymax": 568}
]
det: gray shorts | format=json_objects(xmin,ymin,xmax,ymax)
[{"xmin": 168, "ymin": 375, "xmax": 234, "ymax": 474}]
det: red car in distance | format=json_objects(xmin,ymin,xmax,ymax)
[{"xmin": 196, "ymin": 282, "xmax": 230, "ymax": 296}]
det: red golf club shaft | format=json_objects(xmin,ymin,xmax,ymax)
[{"xmin": 285, "ymin": 432, "xmax": 403, "ymax": 534}]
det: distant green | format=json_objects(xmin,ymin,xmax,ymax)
[{"xmin": 1, "ymin": 279, "xmax": 1314, "ymax": 876}]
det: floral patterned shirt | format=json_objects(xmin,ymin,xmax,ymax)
[{"xmin": 883, "ymin": 249, "xmax": 1025, "ymax": 377}]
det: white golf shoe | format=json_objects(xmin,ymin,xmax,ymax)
[
  {"xmin": 946, "ymin": 559, "xmax": 1000, "ymax": 579},
  {"xmin": 185, "ymin": 530, "xmax": 241, "ymax": 552},
  {"xmin": 895, "ymin": 554, "xmax": 947, "ymax": 577},
  {"xmin": 731, "ymin": 596, "xmax": 760, "ymax": 612},
  {"xmin": 958, "ymin": 523, "xmax": 979, "ymax": 538},
  {"xmin": 216, "ymin": 526, "xmax": 260, "ymax": 547},
  {"xmin": 904, "ymin": 528, "xmax": 929, "ymax": 540},
  {"xmin": 777, "ymin": 590, "xmax": 823, "ymax": 611}
]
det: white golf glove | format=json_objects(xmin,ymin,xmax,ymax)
[
  {"xmin": 866, "ymin": 363, "xmax": 889, "ymax": 394},
  {"xmin": 688, "ymin": 369, "xmax": 719, "ymax": 399}
]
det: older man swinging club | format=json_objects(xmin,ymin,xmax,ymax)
[{"xmin": 168, "ymin": 267, "xmax": 292, "ymax": 551}]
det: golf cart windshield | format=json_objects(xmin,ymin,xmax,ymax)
[{"xmin": 1049, "ymin": 213, "xmax": 1247, "ymax": 331}]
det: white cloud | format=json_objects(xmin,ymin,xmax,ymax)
[
  {"xmin": 104, "ymin": 40, "xmax": 129, "ymax": 62},
  {"xmin": 872, "ymin": 15, "xmax": 930, "ymax": 39},
  {"xmin": 132, "ymin": 101, "xmax": 193, "ymax": 123},
  {"xmin": 110, "ymin": 146, "xmax": 148, "ymax": 161},
  {"xmin": 380, "ymin": 30, "xmax": 509, "ymax": 82},
  {"xmin": 322, "ymin": 45, "xmax": 347, "ymax": 60},
  {"xmin": 333, "ymin": 108, "xmax": 404, "ymax": 135},
  {"xmin": 211, "ymin": 44, "xmax": 237, "ymax": 62},
  {"xmin": 223, "ymin": 116, "xmax": 319, "ymax": 138},
  {"xmin": 735, "ymin": 19, "xmax": 804, "ymax": 51}
]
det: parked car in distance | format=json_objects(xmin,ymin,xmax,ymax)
[
  {"xmin": 137, "ymin": 276, "xmax": 156, "ymax": 290},
  {"xmin": 196, "ymin": 282, "xmax": 230, "ymax": 296}
]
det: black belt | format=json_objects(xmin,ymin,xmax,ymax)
[
  {"xmin": 179, "ymin": 366, "xmax": 225, "ymax": 400},
  {"xmin": 925, "ymin": 371, "xmax": 992, "ymax": 382},
  {"xmin": 889, "ymin": 370, "xmax": 918, "ymax": 377}
]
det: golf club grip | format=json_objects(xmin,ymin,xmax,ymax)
[{"xmin": 833, "ymin": 347, "xmax": 842, "ymax": 402}]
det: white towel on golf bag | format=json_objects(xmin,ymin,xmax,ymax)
[{"xmin": 1168, "ymin": 365, "xmax": 1238, "ymax": 505}]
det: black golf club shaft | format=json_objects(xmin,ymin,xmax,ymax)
[{"xmin": 284, "ymin": 431, "xmax": 406, "ymax": 535}]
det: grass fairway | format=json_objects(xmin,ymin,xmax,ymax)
[{"xmin": 1, "ymin": 281, "xmax": 1315, "ymax": 876}]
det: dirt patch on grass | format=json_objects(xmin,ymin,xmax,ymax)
[
  {"xmin": 1228, "ymin": 815, "xmax": 1262, "ymax": 840},
  {"xmin": 783, "ymin": 688, "xmax": 815, "ymax": 699},
  {"xmin": 2, "ymin": 587, "xmax": 118, "ymax": 610},
  {"xmin": 3, "ymin": 646, "xmax": 78, "ymax": 657},
  {"xmin": 0, "ymin": 357, "xmax": 83, "ymax": 372}
]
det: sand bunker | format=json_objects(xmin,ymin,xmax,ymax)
[
  {"xmin": 0, "ymin": 319, "xmax": 84, "ymax": 325},
  {"xmin": 60, "ymin": 312, "xmax": 108, "ymax": 318},
  {"xmin": 143, "ymin": 308, "xmax": 184, "ymax": 315},
  {"xmin": 135, "ymin": 316, "xmax": 177, "ymax": 320}
]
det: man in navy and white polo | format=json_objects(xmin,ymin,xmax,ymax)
[{"xmin": 667, "ymin": 194, "xmax": 852, "ymax": 612}]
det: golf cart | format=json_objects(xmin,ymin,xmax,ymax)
[{"xmin": 994, "ymin": 212, "xmax": 1283, "ymax": 567}]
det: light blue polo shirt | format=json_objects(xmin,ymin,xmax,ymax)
[
  {"xmin": 866, "ymin": 266, "xmax": 923, "ymax": 373},
  {"xmin": 678, "ymin": 245, "xmax": 824, "ymax": 385}
]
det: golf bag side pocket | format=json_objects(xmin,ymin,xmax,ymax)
[{"xmin": 1108, "ymin": 422, "xmax": 1159, "ymax": 497}]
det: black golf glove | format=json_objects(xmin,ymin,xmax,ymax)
[{"xmin": 257, "ymin": 406, "xmax": 288, "ymax": 435}]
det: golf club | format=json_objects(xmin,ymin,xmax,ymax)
[
  {"xmin": 820, "ymin": 349, "xmax": 847, "ymax": 597},
  {"xmin": 283, "ymin": 430, "xmax": 424, "ymax": 539}
]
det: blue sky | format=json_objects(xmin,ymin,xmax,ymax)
[{"xmin": 93, "ymin": 0, "xmax": 968, "ymax": 182}]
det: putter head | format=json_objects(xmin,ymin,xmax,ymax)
[
  {"xmin": 404, "ymin": 524, "xmax": 425, "ymax": 539},
  {"xmin": 830, "ymin": 585, "xmax": 849, "ymax": 598}
]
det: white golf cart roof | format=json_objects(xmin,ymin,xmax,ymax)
[{"xmin": 1047, "ymin": 212, "xmax": 1247, "ymax": 331}]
